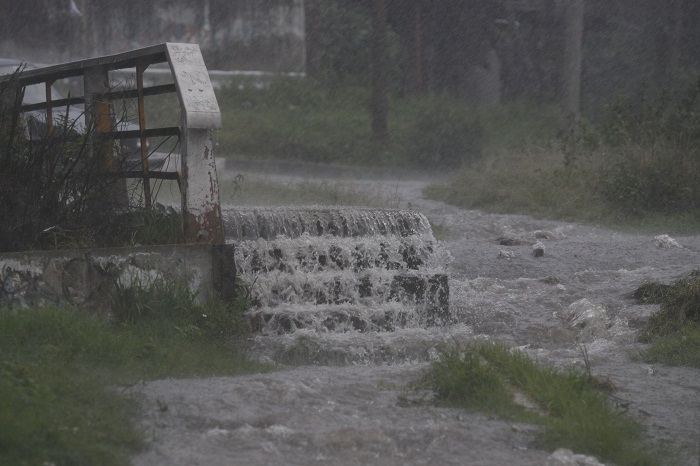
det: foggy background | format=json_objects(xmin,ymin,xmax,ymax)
[{"xmin": 1, "ymin": 0, "xmax": 699, "ymax": 117}]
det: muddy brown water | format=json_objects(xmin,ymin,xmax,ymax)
[{"xmin": 131, "ymin": 168, "xmax": 700, "ymax": 466}]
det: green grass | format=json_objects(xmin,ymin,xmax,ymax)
[
  {"xmin": 640, "ymin": 325, "xmax": 700, "ymax": 368},
  {"xmin": 213, "ymin": 77, "xmax": 560, "ymax": 171},
  {"xmin": 422, "ymin": 342, "xmax": 661, "ymax": 466},
  {"xmin": 0, "ymin": 282, "xmax": 269, "ymax": 466},
  {"xmin": 634, "ymin": 272, "xmax": 700, "ymax": 368},
  {"xmin": 424, "ymin": 143, "xmax": 700, "ymax": 234},
  {"xmin": 219, "ymin": 174, "xmax": 402, "ymax": 208},
  {"xmin": 213, "ymin": 76, "xmax": 699, "ymax": 233},
  {"xmin": 216, "ymin": 80, "xmax": 381, "ymax": 166}
]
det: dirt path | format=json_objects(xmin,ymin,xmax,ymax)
[{"xmin": 130, "ymin": 169, "xmax": 700, "ymax": 465}]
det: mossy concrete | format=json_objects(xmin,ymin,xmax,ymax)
[{"xmin": 0, "ymin": 244, "xmax": 236, "ymax": 311}]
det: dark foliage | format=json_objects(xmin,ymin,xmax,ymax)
[{"xmin": 0, "ymin": 72, "xmax": 181, "ymax": 252}]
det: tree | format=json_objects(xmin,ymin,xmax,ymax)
[
  {"xmin": 371, "ymin": 0, "xmax": 388, "ymax": 141},
  {"xmin": 561, "ymin": 0, "xmax": 584, "ymax": 116}
]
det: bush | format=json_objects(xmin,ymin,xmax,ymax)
[
  {"xmin": 404, "ymin": 97, "xmax": 485, "ymax": 168},
  {"xmin": 565, "ymin": 77, "xmax": 700, "ymax": 215}
]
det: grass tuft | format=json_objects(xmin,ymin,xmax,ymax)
[
  {"xmin": 634, "ymin": 271, "xmax": 700, "ymax": 367},
  {"xmin": 422, "ymin": 342, "xmax": 661, "ymax": 466}
]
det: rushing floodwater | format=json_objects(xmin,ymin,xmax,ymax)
[{"xmin": 131, "ymin": 170, "xmax": 700, "ymax": 466}]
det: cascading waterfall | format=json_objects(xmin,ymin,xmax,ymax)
[
  {"xmin": 224, "ymin": 207, "xmax": 434, "ymax": 240},
  {"xmin": 224, "ymin": 207, "xmax": 450, "ymax": 336}
]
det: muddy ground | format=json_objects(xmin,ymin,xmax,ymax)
[{"xmin": 130, "ymin": 166, "xmax": 700, "ymax": 466}]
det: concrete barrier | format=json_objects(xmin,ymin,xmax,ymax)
[{"xmin": 0, "ymin": 244, "xmax": 235, "ymax": 311}]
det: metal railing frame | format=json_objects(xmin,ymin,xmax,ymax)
[{"xmin": 0, "ymin": 43, "xmax": 224, "ymax": 244}]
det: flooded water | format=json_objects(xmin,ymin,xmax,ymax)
[{"xmin": 131, "ymin": 167, "xmax": 700, "ymax": 466}]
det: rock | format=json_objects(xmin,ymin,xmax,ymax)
[
  {"xmin": 546, "ymin": 448, "xmax": 605, "ymax": 465},
  {"xmin": 532, "ymin": 241, "xmax": 545, "ymax": 257},
  {"xmin": 498, "ymin": 237, "xmax": 522, "ymax": 246},
  {"xmin": 498, "ymin": 250, "xmax": 515, "ymax": 259},
  {"xmin": 653, "ymin": 234, "xmax": 681, "ymax": 248},
  {"xmin": 532, "ymin": 230, "xmax": 554, "ymax": 240}
]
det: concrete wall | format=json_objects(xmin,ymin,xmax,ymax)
[
  {"xmin": 0, "ymin": 0, "xmax": 305, "ymax": 72},
  {"xmin": 0, "ymin": 244, "xmax": 236, "ymax": 312}
]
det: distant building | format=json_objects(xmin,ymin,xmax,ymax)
[{"xmin": 0, "ymin": 0, "xmax": 305, "ymax": 72}]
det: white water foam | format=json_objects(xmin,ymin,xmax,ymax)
[{"xmin": 226, "ymin": 207, "xmax": 452, "ymax": 354}]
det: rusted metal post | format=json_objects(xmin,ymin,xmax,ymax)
[
  {"xmin": 84, "ymin": 66, "xmax": 128, "ymax": 205},
  {"xmin": 44, "ymin": 81, "xmax": 53, "ymax": 136},
  {"xmin": 83, "ymin": 67, "xmax": 109, "ymax": 132},
  {"xmin": 136, "ymin": 60, "xmax": 152, "ymax": 208},
  {"xmin": 166, "ymin": 43, "xmax": 224, "ymax": 244}
]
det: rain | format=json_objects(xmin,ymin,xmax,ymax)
[{"xmin": 1, "ymin": 1, "xmax": 699, "ymax": 465}]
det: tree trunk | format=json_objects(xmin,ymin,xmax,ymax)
[
  {"xmin": 304, "ymin": 0, "xmax": 321, "ymax": 78},
  {"xmin": 414, "ymin": 2, "xmax": 425, "ymax": 93},
  {"xmin": 371, "ymin": 0, "xmax": 389, "ymax": 142},
  {"xmin": 664, "ymin": 0, "xmax": 684, "ymax": 87},
  {"xmin": 561, "ymin": 0, "xmax": 584, "ymax": 117}
]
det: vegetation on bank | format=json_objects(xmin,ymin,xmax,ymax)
[
  {"xmin": 424, "ymin": 77, "xmax": 700, "ymax": 233},
  {"xmin": 633, "ymin": 271, "xmax": 700, "ymax": 368},
  {"xmin": 422, "ymin": 342, "xmax": 661, "ymax": 466},
  {"xmin": 0, "ymin": 280, "xmax": 266, "ymax": 466}
]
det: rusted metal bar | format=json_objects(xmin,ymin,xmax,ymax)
[
  {"xmin": 100, "ymin": 126, "xmax": 180, "ymax": 140},
  {"xmin": 101, "ymin": 83, "xmax": 177, "ymax": 101},
  {"xmin": 21, "ymin": 96, "xmax": 85, "ymax": 112},
  {"xmin": 0, "ymin": 46, "xmax": 169, "ymax": 86},
  {"xmin": 136, "ymin": 59, "xmax": 152, "ymax": 209},
  {"xmin": 108, "ymin": 171, "xmax": 180, "ymax": 180},
  {"xmin": 44, "ymin": 81, "xmax": 53, "ymax": 136}
]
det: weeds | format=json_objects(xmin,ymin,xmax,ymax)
[
  {"xmin": 422, "ymin": 342, "xmax": 660, "ymax": 466},
  {"xmin": 110, "ymin": 276, "xmax": 250, "ymax": 340}
]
